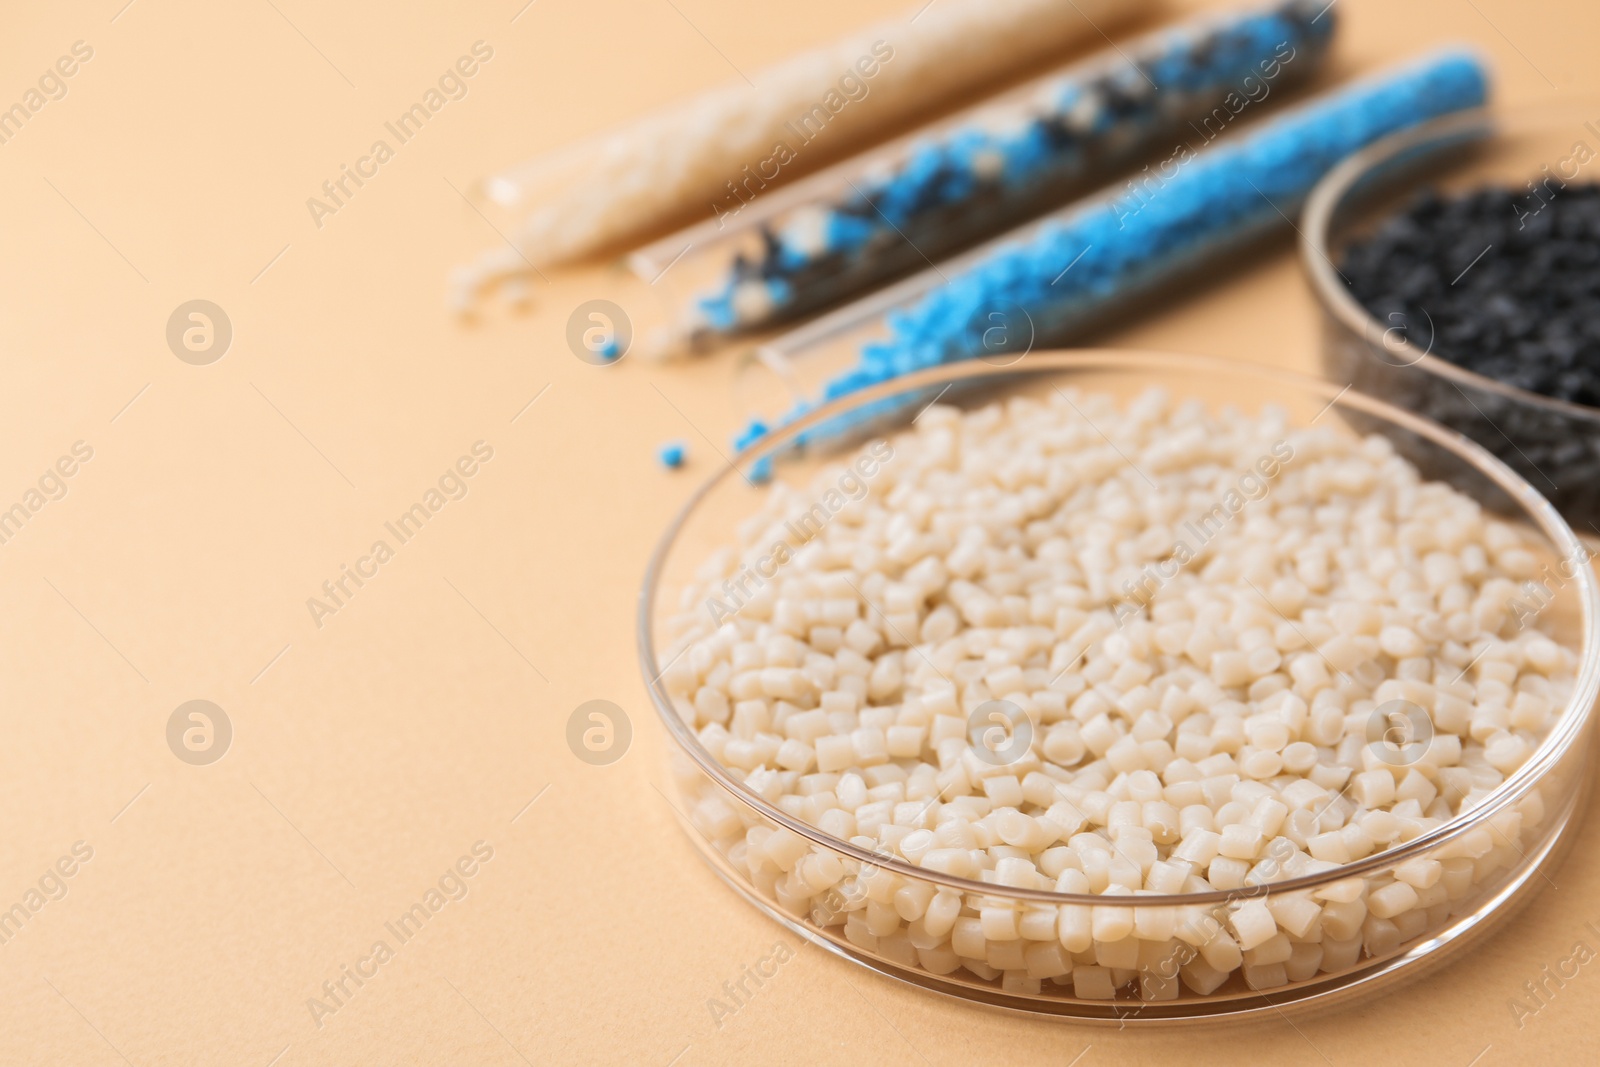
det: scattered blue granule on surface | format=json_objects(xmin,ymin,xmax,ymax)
[
  {"xmin": 689, "ymin": 0, "xmax": 1340, "ymax": 336},
  {"xmin": 732, "ymin": 420, "xmax": 769, "ymax": 453},
  {"xmin": 731, "ymin": 420, "xmax": 774, "ymax": 482},
  {"xmin": 735, "ymin": 48, "xmax": 1487, "ymax": 454},
  {"xmin": 598, "ymin": 338, "xmax": 621, "ymax": 360},
  {"xmin": 658, "ymin": 441, "xmax": 686, "ymax": 469}
]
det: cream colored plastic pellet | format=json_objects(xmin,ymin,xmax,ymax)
[
  {"xmin": 1072, "ymin": 965, "xmax": 1117, "ymax": 1000},
  {"xmin": 1368, "ymin": 881, "xmax": 1421, "ymax": 919},
  {"xmin": 924, "ymin": 890, "xmax": 961, "ymax": 937},
  {"xmin": 980, "ymin": 905, "xmax": 1019, "ymax": 941},
  {"xmin": 1244, "ymin": 931, "xmax": 1293, "ymax": 967},
  {"xmin": 1393, "ymin": 858, "xmax": 1442, "ymax": 889},
  {"xmin": 1243, "ymin": 962, "xmax": 1289, "ymax": 990},
  {"xmin": 1230, "ymin": 900, "xmax": 1277, "ymax": 951},
  {"xmin": 1219, "ymin": 824, "xmax": 1265, "ymax": 861},
  {"xmin": 1140, "ymin": 970, "xmax": 1181, "ymax": 1001},
  {"xmin": 1180, "ymin": 956, "xmax": 1230, "ymax": 995},
  {"xmin": 814, "ymin": 734, "xmax": 854, "ymax": 773},
  {"xmin": 1266, "ymin": 893, "xmax": 1321, "ymax": 939}
]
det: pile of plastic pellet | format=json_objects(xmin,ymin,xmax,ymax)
[
  {"xmin": 1342, "ymin": 183, "xmax": 1600, "ymax": 406},
  {"xmin": 662, "ymin": 387, "xmax": 1573, "ymax": 998}
]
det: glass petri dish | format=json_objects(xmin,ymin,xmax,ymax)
[
  {"xmin": 1302, "ymin": 104, "xmax": 1600, "ymax": 529},
  {"xmin": 638, "ymin": 351, "xmax": 1600, "ymax": 1023}
]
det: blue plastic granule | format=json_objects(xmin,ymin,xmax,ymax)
[
  {"xmin": 732, "ymin": 420, "xmax": 770, "ymax": 454},
  {"xmin": 658, "ymin": 441, "xmax": 687, "ymax": 468}
]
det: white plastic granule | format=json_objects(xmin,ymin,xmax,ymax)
[{"xmin": 660, "ymin": 387, "xmax": 1578, "ymax": 999}]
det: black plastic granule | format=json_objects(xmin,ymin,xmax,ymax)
[{"xmin": 1341, "ymin": 183, "xmax": 1600, "ymax": 406}]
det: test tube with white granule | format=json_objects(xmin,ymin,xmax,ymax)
[{"xmin": 451, "ymin": 0, "xmax": 1153, "ymax": 312}]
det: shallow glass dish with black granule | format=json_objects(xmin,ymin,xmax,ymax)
[
  {"xmin": 1341, "ymin": 184, "xmax": 1600, "ymax": 407},
  {"xmin": 1303, "ymin": 105, "xmax": 1600, "ymax": 528}
]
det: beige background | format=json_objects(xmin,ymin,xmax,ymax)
[{"xmin": 1, "ymin": 0, "xmax": 1597, "ymax": 1063}]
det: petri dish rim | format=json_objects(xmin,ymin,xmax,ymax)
[
  {"xmin": 1301, "ymin": 101, "xmax": 1600, "ymax": 425},
  {"xmin": 637, "ymin": 349, "xmax": 1600, "ymax": 908}
]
